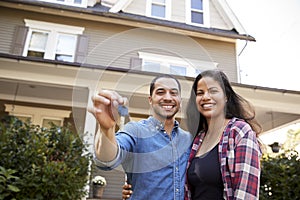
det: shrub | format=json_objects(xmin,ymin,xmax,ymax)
[
  {"xmin": 260, "ymin": 150, "xmax": 300, "ymax": 199},
  {"xmin": 0, "ymin": 116, "xmax": 91, "ymax": 200}
]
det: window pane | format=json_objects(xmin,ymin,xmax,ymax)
[
  {"xmin": 27, "ymin": 51, "xmax": 45, "ymax": 58},
  {"xmin": 170, "ymin": 65, "xmax": 186, "ymax": 76},
  {"xmin": 56, "ymin": 34, "xmax": 76, "ymax": 54},
  {"xmin": 55, "ymin": 54, "xmax": 73, "ymax": 62},
  {"xmin": 152, "ymin": 5, "xmax": 165, "ymax": 18},
  {"xmin": 143, "ymin": 61, "xmax": 161, "ymax": 73},
  {"xmin": 191, "ymin": 11, "xmax": 203, "ymax": 24},
  {"xmin": 29, "ymin": 31, "xmax": 48, "ymax": 51},
  {"xmin": 191, "ymin": 0, "xmax": 203, "ymax": 10},
  {"xmin": 55, "ymin": 34, "xmax": 76, "ymax": 61},
  {"xmin": 74, "ymin": 0, "xmax": 82, "ymax": 4}
]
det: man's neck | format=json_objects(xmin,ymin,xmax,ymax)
[{"xmin": 154, "ymin": 115, "xmax": 175, "ymax": 135}]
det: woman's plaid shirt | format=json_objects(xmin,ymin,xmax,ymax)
[{"xmin": 185, "ymin": 117, "xmax": 261, "ymax": 200}]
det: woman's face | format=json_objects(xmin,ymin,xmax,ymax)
[{"xmin": 195, "ymin": 76, "xmax": 227, "ymax": 120}]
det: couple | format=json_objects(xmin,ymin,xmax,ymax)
[{"xmin": 89, "ymin": 69, "xmax": 262, "ymax": 200}]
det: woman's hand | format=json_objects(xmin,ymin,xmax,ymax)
[{"xmin": 122, "ymin": 183, "xmax": 132, "ymax": 199}]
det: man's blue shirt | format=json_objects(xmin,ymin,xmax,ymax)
[{"xmin": 95, "ymin": 116, "xmax": 192, "ymax": 200}]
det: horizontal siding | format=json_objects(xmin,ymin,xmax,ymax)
[
  {"xmin": 193, "ymin": 37, "xmax": 238, "ymax": 81},
  {"xmin": 124, "ymin": 0, "xmax": 146, "ymax": 15},
  {"xmin": 210, "ymin": 1, "xmax": 231, "ymax": 30},
  {"xmin": 0, "ymin": 6, "xmax": 237, "ymax": 79},
  {"xmin": 172, "ymin": 0, "xmax": 186, "ymax": 22}
]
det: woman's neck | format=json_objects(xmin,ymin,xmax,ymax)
[{"xmin": 206, "ymin": 115, "xmax": 228, "ymax": 136}]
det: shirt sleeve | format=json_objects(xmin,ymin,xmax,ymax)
[
  {"xmin": 93, "ymin": 122, "xmax": 138, "ymax": 170},
  {"xmin": 232, "ymin": 122, "xmax": 261, "ymax": 200},
  {"xmin": 93, "ymin": 143, "xmax": 122, "ymax": 170}
]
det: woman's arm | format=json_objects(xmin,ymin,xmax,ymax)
[{"xmin": 232, "ymin": 127, "xmax": 261, "ymax": 199}]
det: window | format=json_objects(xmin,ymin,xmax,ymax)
[
  {"xmin": 5, "ymin": 104, "xmax": 71, "ymax": 127},
  {"xmin": 138, "ymin": 52, "xmax": 192, "ymax": 77},
  {"xmin": 146, "ymin": 0, "xmax": 171, "ymax": 19},
  {"xmin": 137, "ymin": 52, "xmax": 218, "ymax": 77},
  {"xmin": 36, "ymin": 0, "xmax": 88, "ymax": 8},
  {"xmin": 170, "ymin": 65, "xmax": 187, "ymax": 75},
  {"xmin": 23, "ymin": 19, "xmax": 84, "ymax": 62},
  {"xmin": 186, "ymin": 0, "xmax": 209, "ymax": 26}
]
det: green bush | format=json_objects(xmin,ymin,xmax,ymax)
[
  {"xmin": 0, "ymin": 116, "xmax": 91, "ymax": 200},
  {"xmin": 260, "ymin": 150, "xmax": 300, "ymax": 199}
]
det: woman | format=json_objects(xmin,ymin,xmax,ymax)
[
  {"xmin": 122, "ymin": 69, "xmax": 262, "ymax": 200},
  {"xmin": 184, "ymin": 69, "xmax": 261, "ymax": 200}
]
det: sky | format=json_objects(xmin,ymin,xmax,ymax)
[
  {"xmin": 225, "ymin": 1, "xmax": 300, "ymax": 148},
  {"xmin": 226, "ymin": 0, "xmax": 300, "ymax": 91}
]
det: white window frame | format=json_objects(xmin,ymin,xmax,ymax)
[
  {"xmin": 138, "ymin": 52, "xmax": 217, "ymax": 77},
  {"xmin": 185, "ymin": 0, "xmax": 210, "ymax": 27},
  {"xmin": 36, "ymin": 0, "xmax": 88, "ymax": 8},
  {"xmin": 5, "ymin": 104, "xmax": 71, "ymax": 127},
  {"xmin": 146, "ymin": 0, "xmax": 172, "ymax": 20},
  {"xmin": 23, "ymin": 19, "xmax": 84, "ymax": 62}
]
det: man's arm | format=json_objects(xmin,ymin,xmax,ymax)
[{"xmin": 89, "ymin": 90, "xmax": 127, "ymax": 162}]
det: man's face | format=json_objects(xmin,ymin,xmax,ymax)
[{"xmin": 149, "ymin": 77, "xmax": 181, "ymax": 121}]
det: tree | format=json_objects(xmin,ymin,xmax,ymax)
[
  {"xmin": 0, "ymin": 116, "xmax": 91, "ymax": 200},
  {"xmin": 260, "ymin": 150, "xmax": 300, "ymax": 199}
]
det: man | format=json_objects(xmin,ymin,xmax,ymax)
[{"xmin": 89, "ymin": 74, "xmax": 192, "ymax": 200}]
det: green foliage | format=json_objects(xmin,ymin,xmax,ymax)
[
  {"xmin": 0, "ymin": 166, "xmax": 20, "ymax": 200},
  {"xmin": 260, "ymin": 150, "xmax": 300, "ymax": 199},
  {"xmin": 0, "ymin": 116, "xmax": 91, "ymax": 200}
]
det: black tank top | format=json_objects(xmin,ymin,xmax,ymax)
[{"xmin": 187, "ymin": 144, "xmax": 224, "ymax": 200}]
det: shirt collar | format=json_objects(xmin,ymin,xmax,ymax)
[{"xmin": 148, "ymin": 116, "xmax": 179, "ymax": 131}]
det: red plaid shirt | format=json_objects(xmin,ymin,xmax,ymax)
[{"xmin": 185, "ymin": 117, "xmax": 261, "ymax": 200}]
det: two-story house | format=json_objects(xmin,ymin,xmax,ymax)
[{"xmin": 1, "ymin": 0, "xmax": 300, "ymax": 199}]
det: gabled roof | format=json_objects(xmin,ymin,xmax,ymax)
[
  {"xmin": 108, "ymin": 0, "xmax": 251, "ymax": 39},
  {"xmin": 0, "ymin": 0, "xmax": 255, "ymax": 41}
]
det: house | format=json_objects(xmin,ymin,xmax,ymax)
[{"xmin": 1, "ymin": 0, "xmax": 300, "ymax": 199}]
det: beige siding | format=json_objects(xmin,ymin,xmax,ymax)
[
  {"xmin": 123, "ymin": 0, "xmax": 147, "ymax": 15},
  {"xmin": 193, "ymin": 37, "xmax": 238, "ymax": 81},
  {"xmin": 172, "ymin": 0, "xmax": 186, "ymax": 22},
  {"xmin": 209, "ymin": 1, "xmax": 231, "ymax": 30},
  {"xmin": 0, "ymin": 7, "xmax": 237, "ymax": 81}
]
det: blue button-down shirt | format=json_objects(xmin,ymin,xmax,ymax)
[{"xmin": 95, "ymin": 116, "xmax": 192, "ymax": 200}]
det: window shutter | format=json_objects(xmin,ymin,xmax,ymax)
[
  {"xmin": 130, "ymin": 57, "xmax": 142, "ymax": 70},
  {"xmin": 11, "ymin": 26, "xmax": 29, "ymax": 55},
  {"xmin": 75, "ymin": 35, "xmax": 89, "ymax": 63}
]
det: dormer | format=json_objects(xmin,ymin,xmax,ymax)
[{"xmin": 106, "ymin": 0, "xmax": 247, "ymax": 36}]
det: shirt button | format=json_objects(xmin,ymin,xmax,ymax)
[
  {"xmin": 176, "ymin": 167, "xmax": 179, "ymax": 171},
  {"xmin": 176, "ymin": 188, "xmax": 179, "ymax": 192}
]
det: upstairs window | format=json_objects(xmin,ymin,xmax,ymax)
[
  {"xmin": 132, "ymin": 52, "xmax": 218, "ymax": 77},
  {"xmin": 36, "ymin": 0, "xmax": 88, "ymax": 8},
  {"xmin": 146, "ymin": 0, "xmax": 171, "ymax": 19},
  {"xmin": 186, "ymin": 0, "xmax": 209, "ymax": 26},
  {"xmin": 137, "ymin": 52, "xmax": 199, "ymax": 77},
  {"xmin": 23, "ymin": 19, "xmax": 84, "ymax": 62}
]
